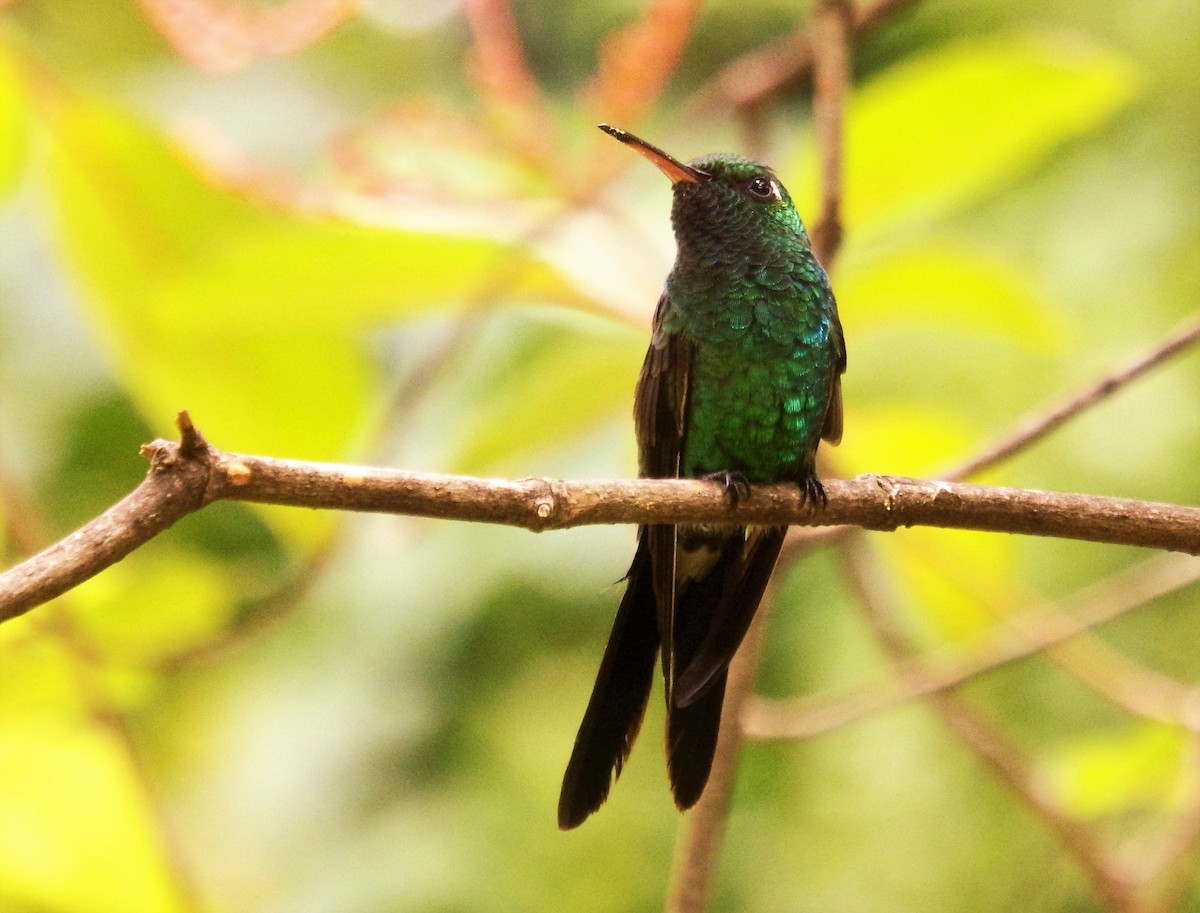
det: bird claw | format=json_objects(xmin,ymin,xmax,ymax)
[
  {"xmin": 704, "ymin": 470, "xmax": 752, "ymax": 507},
  {"xmin": 799, "ymin": 475, "xmax": 827, "ymax": 509}
]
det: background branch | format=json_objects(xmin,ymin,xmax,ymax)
[
  {"xmin": 839, "ymin": 540, "xmax": 1135, "ymax": 911},
  {"xmin": 743, "ymin": 552, "xmax": 1200, "ymax": 741},
  {"xmin": 683, "ymin": 0, "xmax": 920, "ymax": 115},
  {"xmin": 946, "ymin": 315, "xmax": 1200, "ymax": 481}
]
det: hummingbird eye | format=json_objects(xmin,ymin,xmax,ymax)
[{"xmin": 744, "ymin": 175, "xmax": 781, "ymax": 202}]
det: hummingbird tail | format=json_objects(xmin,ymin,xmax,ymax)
[
  {"xmin": 558, "ymin": 534, "xmax": 660, "ymax": 830},
  {"xmin": 664, "ymin": 531, "xmax": 745, "ymax": 809},
  {"xmin": 666, "ymin": 669, "xmax": 729, "ymax": 809},
  {"xmin": 674, "ymin": 525, "xmax": 787, "ymax": 707}
]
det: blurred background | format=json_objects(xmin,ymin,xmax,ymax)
[{"xmin": 2, "ymin": 1, "xmax": 1200, "ymax": 911}]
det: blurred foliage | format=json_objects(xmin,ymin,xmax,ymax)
[{"xmin": 1, "ymin": 1, "xmax": 1199, "ymax": 912}]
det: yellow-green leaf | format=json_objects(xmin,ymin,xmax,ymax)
[
  {"xmin": 0, "ymin": 722, "xmax": 188, "ymax": 913},
  {"xmin": 791, "ymin": 33, "xmax": 1139, "ymax": 234},
  {"xmin": 67, "ymin": 546, "xmax": 235, "ymax": 667},
  {"xmin": 1039, "ymin": 725, "xmax": 1190, "ymax": 818},
  {"xmin": 0, "ymin": 44, "xmax": 29, "ymax": 200},
  {"xmin": 836, "ymin": 405, "xmax": 970, "ymax": 478},
  {"xmin": 453, "ymin": 316, "xmax": 643, "ymax": 474},
  {"xmin": 38, "ymin": 94, "xmax": 596, "ymax": 468},
  {"xmin": 838, "ymin": 244, "xmax": 1064, "ymax": 354}
]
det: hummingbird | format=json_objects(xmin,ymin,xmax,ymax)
[{"xmin": 557, "ymin": 125, "xmax": 846, "ymax": 829}]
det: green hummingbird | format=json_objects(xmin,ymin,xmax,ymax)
[{"xmin": 557, "ymin": 125, "xmax": 846, "ymax": 829}]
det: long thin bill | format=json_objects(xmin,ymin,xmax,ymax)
[{"xmin": 598, "ymin": 124, "xmax": 710, "ymax": 185}]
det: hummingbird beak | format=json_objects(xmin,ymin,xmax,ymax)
[{"xmin": 598, "ymin": 124, "xmax": 710, "ymax": 185}]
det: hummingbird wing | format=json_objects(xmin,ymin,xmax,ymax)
[
  {"xmin": 634, "ymin": 295, "xmax": 736, "ymax": 809},
  {"xmin": 634, "ymin": 293, "xmax": 693, "ymax": 691},
  {"xmin": 821, "ymin": 309, "xmax": 847, "ymax": 445},
  {"xmin": 557, "ymin": 293, "xmax": 693, "ymax": 828}
]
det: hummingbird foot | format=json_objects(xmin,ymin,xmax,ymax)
[
  {"xmin": 703, "ymin": 470, "xmax": 752, "ymax": 507},
  {"xmin": 798, "ymin": 474, "xmax": 828, "ymax": 509}
]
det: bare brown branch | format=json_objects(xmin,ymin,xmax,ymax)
[
  {"xmin": 2, "ymin": 418, "xmax": 1197, "ymax": 624},
  {"xmin": 683, "ymin": 0, "xmax": 921, "ymax": 115},
  {"xmin": 839, "ymin": 540, "xmax": 1134, "ymax": 911},
  {"xmin": 946, "ymin": 315, "xmax": 1200, "ymax": 481},
  {"xmin": 0, "ymin": 420, "xmax": 213, "ymax": 624},
  {"xmin": 204, "ymin": 458, "xmax": 1200, "ymax": 552},
  {"xmin": 743, "ymin": 553, "xmax": 1200, "ymax": 741},
  {"xmin": 808, "ymin": 0, "xmax": 853, "ymax": 265}
]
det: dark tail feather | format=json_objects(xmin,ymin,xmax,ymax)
[
  {"xmin": 667, "ymin": 670, "xmax": 728, "ymax": 809},
  {"xmin": 674, "ymin": 526, "xmax": 787, "ymax": 707},
  {"xmin": 558, "ymin": 532, "xmax": 660, "ymax": 829},
  {"xmin": 665, "ymin": 533, "xmax": 743, "ymax": 809}
]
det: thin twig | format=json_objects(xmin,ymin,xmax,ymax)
[
  {"xmin": 460, "ymin": 0, "xmax": 556, "ymax": 172},
  {"xmin": 839, "ymin": 540, "xmax": 1134, "ymax": 912},
  {"xmin": 1123, "ymin": 732, "xmax": 1200, "ymax": 913},
  {"xmin": 585, "ymin": 0, "xmax": 705, "ymax": 128},
  {"xmin": 808, "ymin": 0, "xmax": 853, "ymax": 265},
  {"xmin": 945, "ymin": 315, "xmax": 1200, "ymax": 481},
  {"xmin": 743, "ymin": 553, "xmax": 1200, "ymax": 740},
  {"xmin": 682, "ymin": 0, "xmax": 922, "ymax": 116},
  {"xmin": 1037, "ymin": 629, "xmax": 1200, "ymax": 729},
  {"xmin": 931, "ymin": 693, "xmax": 1133, "ymax": 912},
  {"xmin": 777, "ymin": 315, "xmax": 1200, "ymax": 567}
]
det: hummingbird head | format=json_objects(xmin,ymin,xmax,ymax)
[{"xmin": 598, "ymin": 124, "xmax": 811, "ymax": 267}]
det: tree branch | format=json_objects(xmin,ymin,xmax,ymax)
[
  {"xmin": 837, "ymin": 539, "xmax": 1134, "ymax": 911},
  {"xmin": 945, "ymin": 314, "xmax": 1200, "ymax": 481},
  {"xmin": 808, "ymin": 0, "xmax": 853, "ymax": 265},
  {"xmin": 1, "ymin": 413, "xmax": 1197, "ymax": 624},
  {"xmin": 742, "ymin": 552, "xmax": 1200, "ymax": 741},
  {"xmin": 682, "ymin": 0, "xmax": 921, "ymax": 116},
  {"xmin": 0, "ymin": 419, "xmax": 213, "ymax": 624}
]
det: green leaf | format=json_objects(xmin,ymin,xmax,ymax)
[
  {"xmin": 791, "ymin": 33, "xmax": 1139, "ymax": 234},
  {"xmin": 38, "ymin": 96, "xmax": 593, "ymax": 446},
  {"xmin": 1040, "ymin": 725, "xmax": 1188, "ymax": 818},
  {"xmin": 452, "ymin": 314, "xmax": 642, "ymax": 474},
  {"xmin": 36, "ymin": 94, "xmax": 597, "ymax": 542},
  {"xmin": 0, "ymin": 44, "xmax": 29, "ymax": 201},
  {"xmin": 838, "ymin": 244, "xmax": 1064, "ymax": 354},
  {"xmin": 67, "ymin": 545, "xmax": 237, "ymax": 667},
  {"xmin": 0, "ymin": 720, "xmax": 188, "ymax": 913}
]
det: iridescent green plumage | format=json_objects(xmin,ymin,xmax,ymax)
[
  {"xmin": 558, "ymin": 127, "xmax": 845, "ymax": 830},
  {"xmin": 666, "ymin": 154, "xmax": 842, "ymax": 484}
]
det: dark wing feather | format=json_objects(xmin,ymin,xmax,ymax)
[
  {"xmin": 668, "ymin": 671, "xmax": 729, "ymax": 809},
  {"xmin": 635, "ymin": 293, "xmax": 691, "ymax": 479},
  {"xmin": 634, "ymin": 293, "xmax": 693, "ymax": 693},
  {"xmin": 557, "ymin": 293, "xmax": 692, "ymax": 828},
  {"xmin": 636, "ymin": 292, "xmax": 731, "ymax": 806},
  {"xmin": 821, "ymin": 309, "xmax": 847, "ymax": 445},
  {"xmin": 673, "ymin": 526, "xmax": 786, "ymax": 707}
]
